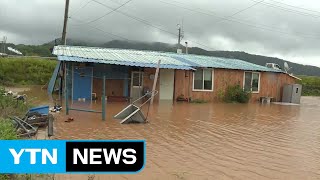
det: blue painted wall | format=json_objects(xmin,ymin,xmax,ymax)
[
  {"xmin": 93, "ymin": 64, "xmax": 129, "ymax": 79},
  {"xmin": 73, "ymin": 66, "xmax": 92, "ymax": 100},
  {"xmin": 69, "ymin": 63, "xmax": 131, "ymax": 99},
  {"xmin": 93, "ymin": 64, "xmax": 130, "ymax": 96}
]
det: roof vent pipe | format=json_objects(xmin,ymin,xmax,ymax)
[{"xmin": 185, "ymin": 42, "xmax": 188, "ymax": 54}]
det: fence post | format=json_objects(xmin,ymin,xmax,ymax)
[
  {"xmin": 102, "ymin": 75, "xmax": 106, "ymax": 121},
  {"xmin": 65, "ymin": 62, "xmax": 69, "ymax": 115}
]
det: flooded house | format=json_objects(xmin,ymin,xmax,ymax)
[{"xmin": 50, "ymin": 45, "xmax": 299, "ymax": 103}]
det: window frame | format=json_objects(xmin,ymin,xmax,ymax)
[
  {"xmin": 131, "ymin": 71, "xmax": 143, "ymax": 88},
  {"xmin": 243, "ymin": 71, "xmax": 261, "ymax": 93},
  {"xmin": 192, "ymin": 68, "xmax": 214, "ymax": 92}
]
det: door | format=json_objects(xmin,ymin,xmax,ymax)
[
  {"xmin": 131, "ymin": 71, "xmax": 143, "ymax": 101},
  {"xmin": 72, "ymin": 66, "xmax": 93, "ymax": 101},
  {"xmin": 160, "ymin": 69, "xmax": 174, "ymax": 100},
  {"xmin": 291, "ymin": 84, "xmax": 302, "ymax": 104}
]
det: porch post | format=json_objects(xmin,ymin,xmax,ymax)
[
  {"xmin": 65, "ymin": 62, "xmax": 69, "ymax": 115},
  {"xmin": 123, "ymin": 77, "xmax": 129, "ymax": 97},
  {"xmin": 102, "ymin": 75, "xmax": 106, "ymax": 121}
]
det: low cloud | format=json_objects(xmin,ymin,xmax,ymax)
[{"xmin": 1, "ymin": 0, "xmax": 320, "ymax": 66}]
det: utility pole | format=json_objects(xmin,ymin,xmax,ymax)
[
  {"xmin": 177, "ymin": 24, "xmax": 183, "ymax": 53},
  {"xmin": 178, "ymin": 26, "xmax": 181, "ymax": 46},
  {"xmin": 60, "ymin": 0, "xmax": 70, "ymax": 105},
  {"xmin": 1, "ymin": 36, "xmax": 7, "ymax": 54},
  {"xmin": 185, "ymin": 42, "xmax": 188, "ymax": 54},
  {"xmin": 61, "ymin": 0, "xmax": 70, "ymax": 45}
]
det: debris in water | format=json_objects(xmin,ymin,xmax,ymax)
[{"xmin": 65, "ymin": 117, "xmax": 74, "ymax": 123}]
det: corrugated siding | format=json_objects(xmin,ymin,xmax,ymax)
[{"xmin": 53, "ymin": 45, "xmax": 284, "ymax": 73}]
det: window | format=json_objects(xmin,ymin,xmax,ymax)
[
  {"xmin": 132, "ymin": 72, "xmax": 143, "ymax": 87},
  {"xmin": 193, "ymin": 69, "xmax": 213, "ymax": 91},
  {"xmin": 244, "ymin": 72, "xmax": 260, "ymax": 93}
]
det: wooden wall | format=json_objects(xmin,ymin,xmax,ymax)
[
  {"xmin": 174, "ymin": 69, "xmax": 297, "ymax": 102},
  {"xmin": 90, "ymin": 66, "xmax": 297, "ymax": 103},
  {"xmin": 91, "ymin": 67, "xmax": 160, "ymax": 101},
  {"xmin": 93, "ymin": 79, "xmax": 125, "ymax": 99}
]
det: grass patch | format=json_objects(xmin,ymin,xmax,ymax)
[
  {"xmin": 298, "ymin": 75, "xmax": 320, "ymax": 96},
  {"xmin": 0, "ymin": 87, "xmax": 30, "ymax": 118},
  {"xmin": 0, "ymin": 86, "xmax": 49, "ymax": 179},
  {"xmin": 0, "ymin": 118, "xmax": 18, "ymax": 140},
  {"xmin": 0, "ymin": 118, "xmax": 17, "ymax": 179},
  {"xmin": 0, "ymin": 58, "xmax": 57, "ymax": 86}
]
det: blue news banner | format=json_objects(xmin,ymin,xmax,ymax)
[{"xmin": 0, "ymin": 140, "xmax": 146, "ymax": 174}]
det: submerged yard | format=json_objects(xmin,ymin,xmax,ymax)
[{"xmin": 8, "ymin": 87, "xmax": 320, "ymax": 179}]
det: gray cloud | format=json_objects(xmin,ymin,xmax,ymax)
[{"xmin": 1, "ymin": 0, "xmax": 320, "ymax": 67}]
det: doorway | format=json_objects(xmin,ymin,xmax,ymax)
[
  {"xmin": 130, "ymin": 71, "xmax": 144, "ymax": 101},
  {"xmin": 159, "ymin": 69, "xmax": 174, "ymax": 100}
]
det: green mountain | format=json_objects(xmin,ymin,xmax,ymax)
[
  {"xmin": 2, "ymin": 40, "xmax": 320, "ymax": 76},
  {"xmin": 102, "ymin": 40, "xmax": 320, "ymax": 77}
]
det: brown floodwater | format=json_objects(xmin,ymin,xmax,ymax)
[{"xmin": 19, "ymin": 87, "xmax": 320, "ymax": 179}]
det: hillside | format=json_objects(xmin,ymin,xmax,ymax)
[{"xmin": 1, "ymin": 40, "xmax": 320, "ymax": 76}]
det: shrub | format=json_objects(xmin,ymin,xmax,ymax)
[
  {"xmin": 0, "ymin": 118, "xmax": 18, "ymax": 140},
  {"xmin": 217, "ymin": 88, "xmax": 225, "ymax": 101},
  {"xmin": 224, "ymin": 85, "xmax": 251, "ymax": 103},
  {"xmin": 298, "ymin": 76, "xmax": 320, "ymax": 96},
  {"xmin": 0, "ymin": 118, "xmax": 18, "ymax": 180},
  {"xmin": 0, "ymin": 87, "xmax": 30, "ymax": 118},
  {"xmin": 0, "ymin": 58, "xmax": 57, "ymax": 86}
]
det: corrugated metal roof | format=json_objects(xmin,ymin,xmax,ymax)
[
  {"xmin": 53, "ymin": 45, "xmax": 283, "ymax": 73},
  {"xmin": 57, "ymin": 56, "xmax": 193, "ymax": 70},
  {"xmin": 171, "ymin": 54, "xmax": 283, "ymax": 72},
  {"xmin": 53, "ymin": 46, "xmax": 194, "ymax": 70}
]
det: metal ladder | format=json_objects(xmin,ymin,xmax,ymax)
[{"xmin": 113, "ymin": 90, "xmax": 158, "ymax": 124}]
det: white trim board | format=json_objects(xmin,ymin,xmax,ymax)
[
  {"xmin": 243, "ymin": 71, "xmax": 261, "ymax": 93},
  {"xmin": 192, "ymin": 68, "xmax": 214, "ymax": 92}
]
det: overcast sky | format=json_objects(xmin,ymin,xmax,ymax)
[{"xmin": 1, "ymin": 0, "xmax": 320, "ymax": 67}]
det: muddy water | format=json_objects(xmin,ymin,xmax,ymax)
[{"xmin": 19, "ymin": 87, "xmax": 320, "ymax": 179}]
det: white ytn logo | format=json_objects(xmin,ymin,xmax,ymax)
[{"xmin": 9, "ymin": 148, "xmax": 58, "ymax": 165}]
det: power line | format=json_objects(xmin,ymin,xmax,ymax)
[
  {"xmin": 268, "ymin": 0, "xmax": 320, "ymax": 14},
  {"xmin": 90, "ymin": 0, "xmax": 217, "ymax": 50},
  {"xmin": 250, "ymin": 0, "xmax": 320, "ymax": 18},
  {"xmin": 215, "ymin": 0, "xmax": 264, "ymax": 23},
  {"xmin": 92, "ymin": 0, "xmax": 176, "ymax": 36},
  {"xmin": 158, "ymin": 0, "xmax": 320, "ymax": 40},
  {"xmin": 70, "ymin": 17, "xmax": 132, "ymax": 41},
  {"xmin": 79, "ymin": 0, "xmax": 133, "ymax": 25},
  {"xmin": 69, "ymin": 0, "xmax": 93, "ymax": 17}
]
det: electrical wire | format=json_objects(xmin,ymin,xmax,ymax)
[
  {"xmin": 216, "ymin": 0, "xmax": 264, "ymax": 23},
  {"xmin": 90, "ymin": 0, "xmax": 217, "ymax": 50},
  {"xmin": 268, "ymin": 0, "xmax": 320, "ymax": 14},
  {"xmin": 158, "ymin": 0, "xmax": 320, "ymax": 39},
  {"xmin": 69, "ymin": 0, "xmax": 94, "ymax": 17},
  {"xmin": 70, "ymin": 17, "xmax": 132, "ymax": 41},
  {"xmin": 250, "ymin": 0, "xmax": 320, "ymax": 18},
  {"xmin": 71, "ymin": 16, "xmax": 215, "ymax": 52},
  {"xmin": 78, "ymin": 0, "xmax": 133, "ymax": 25},
  {"xmin": 92, "ymin": 0, "xmax": 177, "ymax": 36}
]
